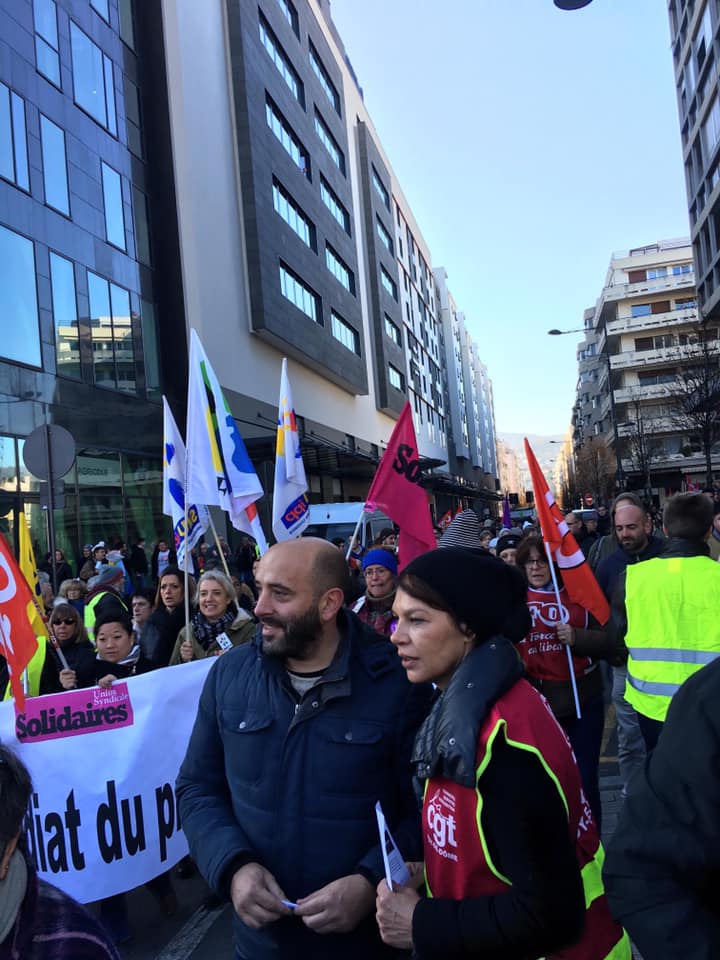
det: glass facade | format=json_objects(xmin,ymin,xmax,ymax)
[
  {"xmin": 70, "ymin": 22, "xmax": 117, "ymax": 134},
  {"xmin": 0, "ymin": 225, "xmax": 41, "ymax": 367},
  {"xmin": 0, "ymin": 84, "xmax": 29, "ymax": 191},
  {"xmin": 266, "ymin": 97, "xmax": 310, "ymax": 177},
  {"xmin": 280, "ymin": 262, "xmax": 320, "ymax": 323},
  {"xmin": 273, "ymin": 179, "xmax": 315, "ymax": 248},
  {"xmin": 50, "ymin": 252, "xmax": 81, "ymax": 379},
  {"xmin": 40, "ymin": 114, "xmax": 69, "ymax": 213}
]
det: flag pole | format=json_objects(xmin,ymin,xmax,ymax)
[
  {"xmin": 543, "ymin": 539, "xmax": 582, "ymax": 720},
  {"xmin": 345, "ymin": 510, "xmax": 367, "ymax": 561},
  {"xmin": 207, "ymin": 512, "xmax": 241, "ymax": 615},
  {"xmin": 182, "ymin": 485, "xmax": 191, "ymax": 647}
]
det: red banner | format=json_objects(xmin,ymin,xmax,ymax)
[
  {"xmin": 366, "ymin": 403, "xmax": 436, "ymax": 569},
  {"xmin": 0, "ymin": 533, "xmax": 40, "ymax": 711},
  {"xmin": 524, "ymin": 439, "xmax": 610, "ymax": 625}
]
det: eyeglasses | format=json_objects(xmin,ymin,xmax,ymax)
[
  {"xmin": 52, "ymin": 618, "xmax": 76, "ymax": 627},
  {"xmin": 526, "ymin": 558, "xmax": 549, "ymax": 567}
]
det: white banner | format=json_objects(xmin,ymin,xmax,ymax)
[{"xmin": 0, "ymin": 659, "xmax": 214, "ymax": 903}]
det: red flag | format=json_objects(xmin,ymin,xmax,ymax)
[
  {"xmin": 0, "ymin": 533, "xmax": 40, "ymax": 711},
  {"xmin": 366, "ymin": 403, "xmax": 436, "ymax": 569},
  {"xmin": 438, "ymin": 510, "xmax": 452, "ymax": 530},
  {"xmin": 524, "ymin": 439, "xmax": 610, "ymax": 625}
]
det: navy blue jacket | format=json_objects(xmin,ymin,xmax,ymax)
[
  {"xmin": 595, "ymin": 534, "xmax": 664, "ymax": 601},
  {"xmin": 176, "ymin": 610, "xmax": 432, "ymax": 959}
]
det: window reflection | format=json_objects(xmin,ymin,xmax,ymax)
[
  {"xmin": 50, "ymin": 253, "xmax": 81, "ymax": 379},
  {"xmin": 0, "ymin": 436, "xmax": 17, "ymax": 494},
  {"xmin": 0, "ymin": 224, "xmax": 41, "ymax": 367},
  {"xmin": 110, "ymin": 284, "xmax": 135, "ymax": 393}
]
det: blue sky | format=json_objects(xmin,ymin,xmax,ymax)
[{"xmin": 330, "ymin": 0, "xmax": 692, "ymax": 435}]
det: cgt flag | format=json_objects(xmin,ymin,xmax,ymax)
[
  {"xmin": 186, "ymin": 330, "xmax": 264, "ymax": 532},
  {"xmin": 18, "ymin": 513, "xmax": 47, "ymax": 640},
  {"xmin": 365, "ymin": 403, "xmax": 436, "ymax": 569},
  {"xmin": 0, "ymin": 533, "xmax": 40, "ymax": 711},
  {"xmin": 162, "ymin": 397, "xmax": 209, "ymax": 568},
  {"xmin": 524, "ymin": 438, "xmax": 609, "ymax": 625},
  {"xmin": 272, "ymin": 359, "xmax": 310, "ymax": 542}
]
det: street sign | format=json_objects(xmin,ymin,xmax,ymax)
[{"xmin": 22, "ymin": 425, "xmax": 75, "ymax": 480}]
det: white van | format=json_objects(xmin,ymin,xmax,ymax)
[{"xmin": 304, "ymin": 502, "xmax": 392, "ymax": 548}]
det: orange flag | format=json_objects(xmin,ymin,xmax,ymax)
[
  {"xmin": 0, "ymin": 533, "xmax": 40, "ymax": 711},
  {"xmin": 524, "ymin": 439, "xmax": 610, "ymax": 625}
]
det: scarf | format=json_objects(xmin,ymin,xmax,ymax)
[
  {"xmin": 191, "ymin": 608, "xmax": 236, "ymax": 649},
  {"xmin": 0, "ymin": 850, "xmax": 27, "ymax": 944}
]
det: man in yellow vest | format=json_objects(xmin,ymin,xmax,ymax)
[{"xmin": 609, "ymin": 492, "xmax": 720, "ymax": 751}]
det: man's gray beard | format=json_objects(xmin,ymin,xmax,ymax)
[{"xmin": 261, "ymin": 606, "xmax": 323, "ymax": 660}]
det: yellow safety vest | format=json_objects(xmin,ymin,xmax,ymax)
[
  {"xmin": 84, "ymin": 591, "xmax": 128, "ymax": 642},
  {"xmin": 625, "ymin": 555, "xmax": 720, "ymax": 722},
  {"xmin": 3, "ymin": 638, "xmax": 47, "ymax": 701}
]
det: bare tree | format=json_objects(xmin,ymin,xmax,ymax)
[
  {"xmin": 574, "ymin": 438, "xmax": 615, "ymax": 504},
  {"xmin": 619, "ymin": 398, "xmax": 664, "ymax": 500},
  {"xmin": 668, "ymin": 320, "xmax": 720, "ymax": 487}
]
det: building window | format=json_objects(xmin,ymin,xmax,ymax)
[
  {"xmin": 319, "ymin": 176, "xmax": 350, "ymax": 233},
  {"xmin": 331, "ymin": 311, "xmax": 359, "ymax": 354},
  {"xmin": 0, "ymin": 84, "xmax": 29, "ymax": 191},
  {"xmin": 140, "ymin": 299, "xmax": 161, "ymax": 400},
  {"xmin": 88, "ymin": 271, "xmax": 136, "ymax": 392},
  {"xmin": 701, "ymin": 94, "xmax": 720, "ymax": 163},
  {"xmin": 132, "ymin": 186, "xmax": 151, "ymax": 264},
  {"xmin": 90, "ymin": 0, "xmax": 109, "ymax": 22},
  {"xmin": 325, "ymin": 244, "xmax": 354, "ymax": 293},
  {"xmin": 273, "ymin": 179, "xmax": 316, "ymax": 249},
  {"xmin": 314, "ymin": 110, "xmax": 344, "ymax": 174},
  {"xmin": 381, "ymin": 266, "xmax": 398, "ymax": 300},
  {"xmin": 277, "ymin": 0, "xmax": 299, "ymax": 37},
  {"xmin": 672, "ymin": 263, "xmax": 692, "ymax": 275},
  {"xmin": 101, "ymin": 162, "xmax": 126, "ymax": 250},
  {"xmin": 675, "ymin": 297, "xmax": 697, "ymax": 309},
  {"xmin": 119, "ymin": 0, "xmax": 135, "ymax": 49},
  {"xmin": 384, "ymin": 314, "xmax": 400, "ymax": 345},
  {"xmin": 70, "ymin": 23, "xmax": 117, "ymax": 135},
  {"xmin": 389, "ymin": 364, "xmax": 405, "ymax": 392},
  {"xmin": 647, "ymin": 267, "xmax": 667, "ymax": 279},
  {"xmin": 33, "ymin": 0, "xmax": 60, "ymax": 87},
  {"xmin": 376, "ymin": 216, "xmax": 393, "ymax": 255},
  {"xmin": 266, "ymin": 96, "xmax": 310, "ymax": 178},
  {"xmin": 124, "ymin": 77, "xmax": 143, "ymax": 158},
  {"xmin": 259, "ymin": 13, "xmax": 304, "ymax": 106},
  {"xmin": 50, "ymin": 253, "xmax": 80, "ymax": 379},
  {"xmin": 0, "ymin": 225, "xmax": 41, "ymax": 367},
  {"xmin": 631, "ymin": 303, "xmax": 652, "ymax": 318},
  {"xmin": 372, "ymin": 165, "xmax": 390, "ymax": 210},
  {"xmin": 279, "ymin": 262, "xmax": 320, "ymax": 323},
  {"xmin": 39, "ymin": 115, "xmax": 69, "ymax": 214},
  {"xmin": 309, "ymin": 41, "xmax": 340, "ymax": 115}
]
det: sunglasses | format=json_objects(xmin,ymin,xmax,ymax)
[{"xmin": 52, "ymin": 618, "xmax": 76, "ymax": 627}]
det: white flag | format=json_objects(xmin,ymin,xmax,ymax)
[
  {"xmin": 272, "ymin": 359, "xmax": 310, "ymax": 542},
  {"xmin": 162, "ymin": 397, "xmax": 209, "ymax": 568},
  {"xmin": 186, "ymin": 330, "xmax": 265, "ymax": 532}
]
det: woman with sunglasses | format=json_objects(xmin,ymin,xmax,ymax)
[
  {"xmin": 40, "ymin": 603, "xmax": 96, "ymax": 694},
  {"xmin": 515, "ymin": 535, "xmax": 615, "ymax": 828}
]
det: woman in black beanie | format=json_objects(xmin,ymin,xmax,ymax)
[{"xmin": 375, "ymin": 547, "xmax": 629, "ymax": 960}]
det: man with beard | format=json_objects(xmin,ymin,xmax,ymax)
[{"xmin": 176, "ymin": 538, "xmax": 431, "ymax": 960}]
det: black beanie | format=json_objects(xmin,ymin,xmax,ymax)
[{"xmin": 401, "ymin": 547, "xmax": 531, "ymax": 643}]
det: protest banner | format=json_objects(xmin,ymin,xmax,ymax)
[{"xmin": 0, "ymin": 658, "xmax": 214, "ymax": 903}]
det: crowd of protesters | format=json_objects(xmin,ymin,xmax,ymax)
[{"xmin": 1, "ymin": 488, "xmax": 720, "ymax": 957}]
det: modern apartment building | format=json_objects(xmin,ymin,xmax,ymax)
[
  {"xmin": 668, "ymin": 1, "xmax": 720, "ymax": 319},
  {"xmin": 0, "ymin": 0, "xmax": 501, "ymax": 559},
  {"xmin": 580, "ymin": 238, "xmax": 716, "ymax": 498},
  {"xmin": 0, "ymin": 0, "xmax": 166, "ymax": 559}
]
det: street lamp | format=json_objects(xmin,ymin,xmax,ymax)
[{"xmin": 554, "ymin": 0, "xmax": 593, "ymax": 8}]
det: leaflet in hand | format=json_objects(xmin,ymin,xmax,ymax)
[{"xmin": 375, "ymin": 800, "xmax": 410, "ymax": 891}]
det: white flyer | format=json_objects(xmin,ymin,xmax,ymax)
[{"xmin": 375, "ymin": 800, "xmax": 410, "ymax": 891}]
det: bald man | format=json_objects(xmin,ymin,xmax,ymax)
[{"xmin": 177, "ymin": 538, "xmax": 431, "ymax": 960}]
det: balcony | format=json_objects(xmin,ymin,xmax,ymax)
[
  {"xmin": 606, "ymin": 307, "xmax": 697, "ymax": 336},
  {"xmin": 614, "ymin": 383, "xmax": 674, "ymax": 403},
  {"xmin": 599, "ymin": 272, "xmax": 695, "ymax": 306},
  {"xmin": 609, "ymin": 338, "xmax": 708, "ymax": 371},
  {"xmin": 617, "ymin": 416, "xmax": 676, "ymax": 436}
]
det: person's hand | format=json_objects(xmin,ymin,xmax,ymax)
[
  {"xmin": 375, "ymin": 879, "xmax": 419, "ymax": 950},
  {"xmin": 230, "ymin": 862, "xmax": 292, "ymax": 929},
  {"xmin": 97, "ymin": 674, "xmax": 117, "ymax": 689},
  {"xmin": 556, "ymin": 622, "xmax": 575, "ymax": 646},
  {"xmin": 59, "ymin": 668, "xmax": 77, "ymax": 690},
  {"xmin": 295, "ymin": 873, "xmax": 374, "ymax": 934},
  {"xmin": 180, "ymin": 639, "xmax": 194, "ymax": 663}
]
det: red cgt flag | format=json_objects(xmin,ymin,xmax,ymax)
[
  {"xmin": 524, "ymin": 439, "xmax": 610, "ymax": 625},
  {"xmin": 366, "ymin": 403, "xmax": 436, "ymax": 569},
  {"xmin": 0, "ymin": 533, "xmax": 40, "ymax": 712}
]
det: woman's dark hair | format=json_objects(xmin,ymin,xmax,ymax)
[
  {"xmin": 94, "ymin": 610, "xmax": 134, "ymax": 638},
  {"xmin": 50, "ymin": 603, "xmax": 91, "ymax": 646},
  {"xmin": 398, "ymin": 572, "xmax": 469, "ymax": 636},
  {"xmin": 0, "ymin": 746, "xmax": 32, "ymax": 852},
  {"xmin": 133, "ymin": 587, "xmax": 156, "ymax": 605}
]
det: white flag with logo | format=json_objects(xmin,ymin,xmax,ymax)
[
  {"xmin": 272, "ymin": 359, "xmax": 310, "ymax": 541},
  {"xmin": 162, "ymin": 396, "xmax": 209, "ymax": 567}
]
